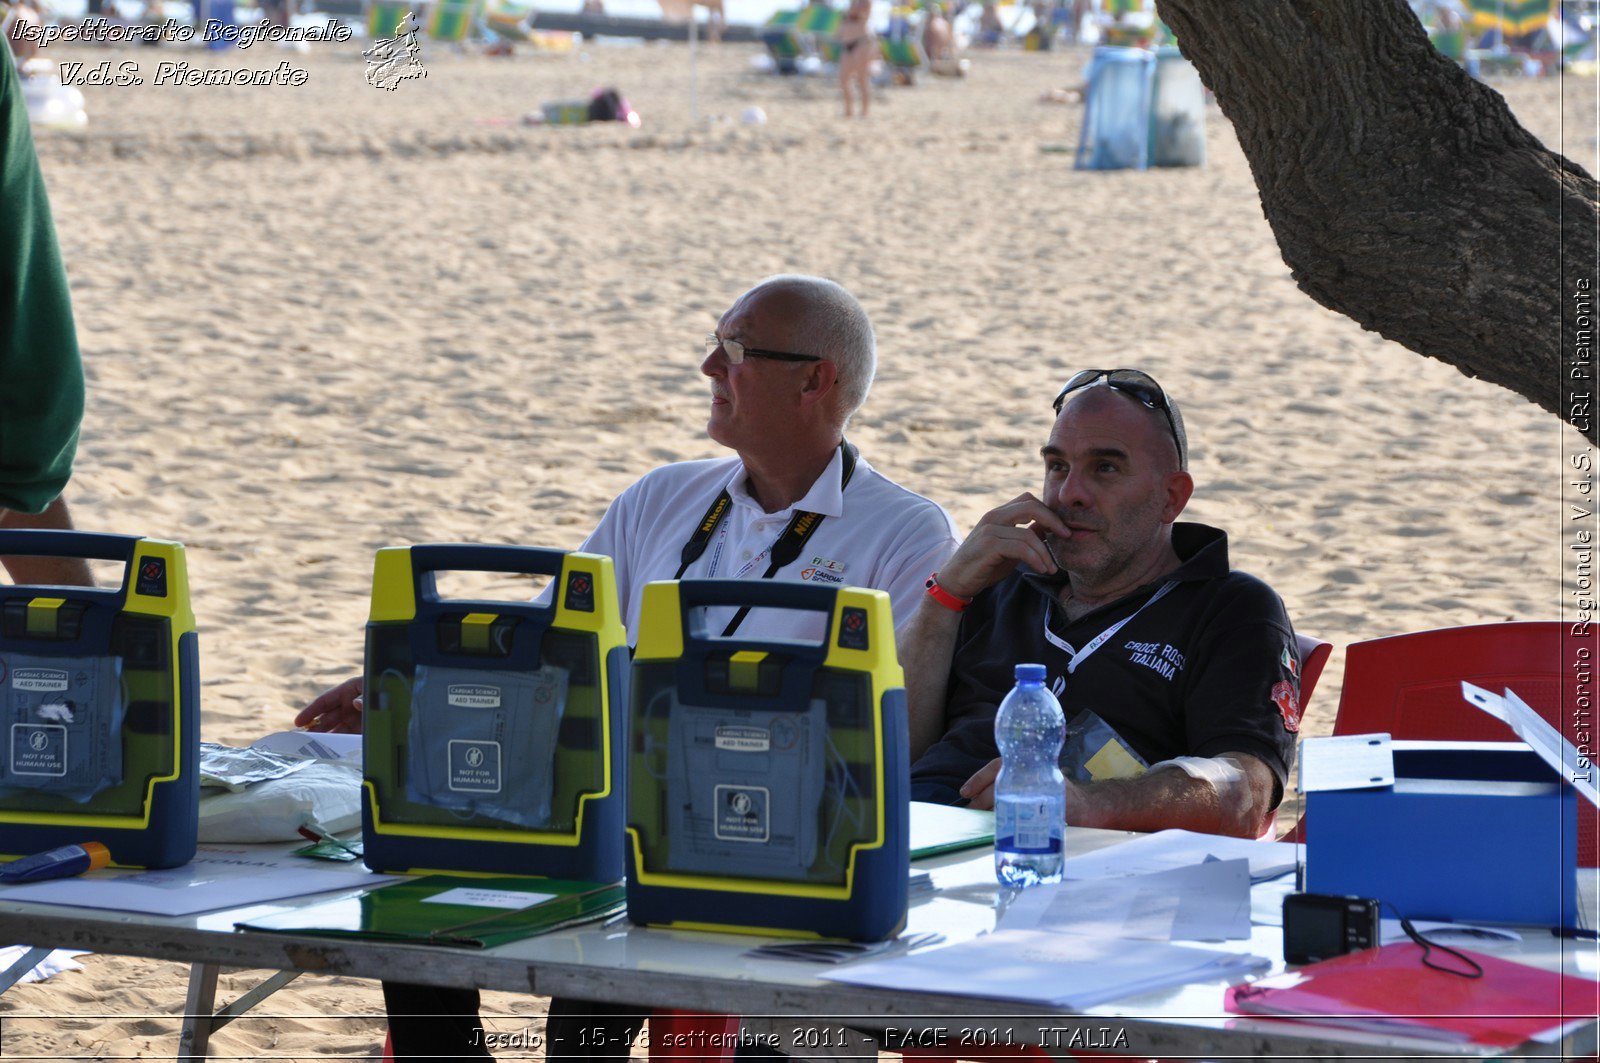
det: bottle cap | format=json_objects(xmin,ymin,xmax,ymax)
[{"xmin": 1014, "ymin": 663, "xmax": 1046, "ymax": 683}]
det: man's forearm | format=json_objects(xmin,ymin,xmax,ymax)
[
  {"xmin": 897, "ymin": 595, "xmax": 964, "ymax": 762},
  {"xmin": 1068, "ymin": 757, "xmax": 1272, "ymax": 839},
  {"xmin": 0, "ymin": 497, "xmax": 94, "ymax": 586}
]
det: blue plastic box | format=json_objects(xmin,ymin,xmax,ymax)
[{"xmin": 1306, "ymin": 741, "xmax": 1578, "ymax": 928}]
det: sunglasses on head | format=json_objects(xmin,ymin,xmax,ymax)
[
  {"xmin": 705, "ymin": 334, "xmax": 822, "ymax": 365},
  {"xmin": 1052, "ymin": 368, "xmax": 1187, "ymax": 470}
]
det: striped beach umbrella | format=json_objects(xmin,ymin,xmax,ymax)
[
  {"xmin": 795, "ymin": 3, "xmax": 842, "ymax": 34},
  {"xmin": 1466, "ymin": 0, "xmax": 1552, "ymax": 37}
]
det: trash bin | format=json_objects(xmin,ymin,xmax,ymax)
[
  {"xmin": 1148, "ymin": 45, "xmax": 1205, "ymax": 167},
  {"xmin": 1075, "ymin": 45, "xmax": 1153, "ymax": 171}
]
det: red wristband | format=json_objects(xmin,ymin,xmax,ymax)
[{"xmin": 925, "ymin": 572, "xmax": 972, "ymax": 612}]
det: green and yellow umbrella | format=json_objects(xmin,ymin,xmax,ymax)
[
  {"xmin": 1466, "ymin": 0, "xmax": 1552, "ymax": 37},
  {"xmin": 795, "ymin": 3, "xmax": 842, "ymax": 34}
]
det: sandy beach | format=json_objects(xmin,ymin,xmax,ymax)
[{"xmin": 0, "ymin": 29, "xmax": 1593, "ymax": 1058}]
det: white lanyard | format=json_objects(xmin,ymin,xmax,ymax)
[
  {"xmin": 1042, "ymin": 580, "xmax": 1177, "ymax": 674},
  {"xmin": 704, "ymin": 520, "xmax": 775, "ymax": 580}
]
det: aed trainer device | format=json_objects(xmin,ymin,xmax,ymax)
[
  {"xmin": 1282, "ymin": 891, "xmax": 1380, "ymax": 965},
  {"xmin": 0, "ymin": 531, "xmax": 198, "ymax": 870},
  {"xmin": 361, "ymin": 544, "xmax": 629, "ymax": 881},
  {"xmin": 625, "ymin": 579, "xmax": 909, "ymax": 942}
]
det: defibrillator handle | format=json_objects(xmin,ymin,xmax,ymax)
[
  {"xmin": 677, "ymin": 578, "xmax": 839, "ymax": 634},
  {"xmin": 410, "ymin": 544, "xmax": 569, "ymax": 601},
  {"xmin": 0, "ymin": 530, "xmax": 142, "ymax": 563},
  {"xmin": 667, "ymin": 579, "xmax": 834, "ymax": 711}
]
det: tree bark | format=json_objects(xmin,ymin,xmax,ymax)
[{"xmin": 1154, "ymin": 0, "xmax": 1598, "ymax": 443}]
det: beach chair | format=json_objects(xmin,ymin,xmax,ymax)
[
  {"xmin": 427, "ymin": 0, "xmax": 483, "ymax": 43},
  {"xmin": 879, "ymin": 35, "xmax": 923, "ymax": 78},
  {"xmin": 365, "ymin": 0, "xmax": 415, "ymax": 40},
  {"xmin": 763, "ymin": 8, "xmax": 805, "ymax": 72},
  {"xmin": 484, "ymin": 0, "xmax": 530, "ymax": 39}
]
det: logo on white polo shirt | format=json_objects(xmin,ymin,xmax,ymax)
[{"xmin": 802, "ymin": 556, "xmax": 846, "ymax": 583}]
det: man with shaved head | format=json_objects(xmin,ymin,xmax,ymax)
[{"xmin": 903, "ymin": 369, "xmax": 1302, "ymax": 839}]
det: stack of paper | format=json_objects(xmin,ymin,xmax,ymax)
[
  {"xmin": 0, "ymin": 846, "xmax": 397, "ymax": 916},
  {"xmin": 997, "ymin": 858, "xmax": 1253, "ymax": 942},
  {"xmin": 1061, "ymin": 829, "xmax": 1297, "ymax": 884},
  {"xmin": 820, "ymin": 929, "xmax": 1268, "ymax": 1009}
]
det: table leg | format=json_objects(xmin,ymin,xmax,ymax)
[
  {"xmin": 178, "ymin": 962, "xmax": 219, "ymax": 1061},
  {"xmin": 177, "ymin": 965, "xmax": 302, "ymax": 1061},
  {"xmin": 180, "ymin": 960, "xmax": 220, "ymax": 1056},
  {"xmin": 0, "ymin": 946, "xmax": 53, "ymax": 995}
]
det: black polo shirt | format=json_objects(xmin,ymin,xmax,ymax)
[{"xmin": 910, "ymin": 523, "xmax": 1300, "ymax": 805}]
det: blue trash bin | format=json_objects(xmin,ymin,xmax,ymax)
[
  {"xmin": 1075, "ymin": 46, "xmax": 1154, "ymax": 171},
  {"xmin": 202, "ymin": 0, "xmax": 237, "ymax": 48}
]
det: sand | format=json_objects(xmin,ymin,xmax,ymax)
[{"xmin": 0, "ymin": 30, "xmax": 1592, "ymax": 1059}]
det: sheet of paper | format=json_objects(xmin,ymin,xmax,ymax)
[
  {"xmin": 1060, "ymin": 828, "xmax": 1297, "ymax": 884},
  {"xmin": 422, "ymin": 887, "xmax": 556, "ymax": 910},
  {"xmin": 1298, "ymin": 733, "xmax": 1395, "ymax": 792},
  {"xmin": 251, "ymin": 729, "xmax": 363, "ymax": 763},
  {"xmin": 0, "ymin": 844, "xmax": 398, "ymax": 916},
  {"xmin": 1462, "ymin": 683, "xmax": 1599, "ymax": 808},
  {"xmin": 998, "ymin": 858, "xmax": 1252, "ymax": 941},
  {"xmin": 820, "ymin": 928, "xmax": 1269, "ymax": 1009}
]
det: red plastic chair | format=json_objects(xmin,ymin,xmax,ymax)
[
  {"xmin": 1295, "ymin": 632, "xmax": 1333, "ymax": 715},
  {"xmin": 1289, "ymin": 621, "xmax": 1595, "ymax": 865}
]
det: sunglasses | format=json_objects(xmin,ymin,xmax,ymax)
[
  {"xmin": 1052, "ymin": 368, "xmax": 1187, "ymax": 469},
  {"xmin": 705, "ymin": 334, "xmax": 822, "ymax": 365}
]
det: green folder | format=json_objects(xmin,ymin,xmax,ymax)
[
  {"xmin": 236, "ymin": 875, "xmax": 625, "ymax": 949},
  {"xmin": 909, "ymin": 801, "xmax": 994, "ymax": 860}
]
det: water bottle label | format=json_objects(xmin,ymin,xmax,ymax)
[{"xmin": 995, "ymin": 798, "xmax": 1063, "ymax": 854}]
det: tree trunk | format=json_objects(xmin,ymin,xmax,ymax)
[{"xmin": 1154, "ymin": 0, "xmax": 1598, "ymax": 444}]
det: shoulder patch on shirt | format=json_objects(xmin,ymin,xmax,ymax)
[{"xmin": 1272, "ymin": 680, "xmax": 1301, "ymax": 733}]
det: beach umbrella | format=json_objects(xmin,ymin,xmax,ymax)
[
  {"xmin": 795, "ymin": 3, "xmax": 843, "ymax": 34},
  {"xmin": 1466, "ymin": 0, "xmax": 1553, "ymax": 37},
  {"xmin": 765, "ymin": 7, "xmax": 802, "ymax": 26}
]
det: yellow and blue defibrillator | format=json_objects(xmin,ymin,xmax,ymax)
[
  {"xmin": 625, "ymin": 580, "xmax": 910, "ymax": 941},
  {"xmin": 0, "ymin": 531, "xmax": 198, "ymax": 869},
  {"xmin": 360, "ymin": 545, "xmax": 628, "ymax": 881}
]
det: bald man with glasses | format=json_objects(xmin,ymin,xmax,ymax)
[
  {"xmin": 903, "ymin": 370, "xmax": 1303, "ymax": 841},
  {"xmin": 297, "ymin": 275, "xmax": 960, "ymax": 1061}
]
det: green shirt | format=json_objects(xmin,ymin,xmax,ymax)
[{"xmin": 0, "ymin": 46, "xmax": 83, "ymax": 515}]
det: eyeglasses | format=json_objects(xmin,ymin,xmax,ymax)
[
  {"xmin": 705, "ymin": 334, "xmax": 822, "ymax": 365},
  {"xmin": 1052, "ymin": 368, "xmax": 1188, "ymax": 470}
]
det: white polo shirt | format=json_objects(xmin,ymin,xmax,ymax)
[{"xmin": 575, "ymin": 448, "xmax": 961, "ymax": 645}]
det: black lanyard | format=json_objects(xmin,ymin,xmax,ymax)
[{"xmin": 675, "ymin": 441, "xmax": 857, "ymax": 637}]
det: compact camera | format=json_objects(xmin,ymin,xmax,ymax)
[{"xmin": 1281, "ymin": 892, "xmax": 1380, "ymax": 965}]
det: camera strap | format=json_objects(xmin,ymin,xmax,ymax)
[{"xmin": 675, "ymin": 441, "xmax": 857, "ymax": 638}]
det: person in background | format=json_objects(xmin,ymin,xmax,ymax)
[
  {"xmin": 0, "ymin": 44, "xmax": 92, "ymax": 588},
  {"xmin": 837, "ymin": 0, "xmax": 875, "ymax": 117}
]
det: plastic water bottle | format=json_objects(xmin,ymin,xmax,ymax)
[{"xmin": 993, "ymin": 662, "xmax": 1065, "ymax": 888}]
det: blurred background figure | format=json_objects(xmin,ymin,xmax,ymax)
[
  {"xmin": 5, "ymin": 0, "xmax": 44, "ymax": 65},
  {"xmin": 923, "ymin": 0, "xmax": 953, "ymax": 62},
  {"xmin": 837, "ymin": 0, "xmax": 874, "ymax": 115}
]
